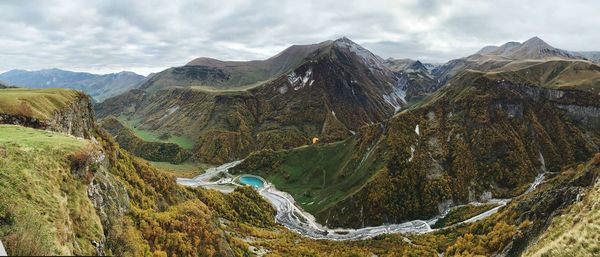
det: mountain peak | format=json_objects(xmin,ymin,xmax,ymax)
[
  {"xmin": 333, "ymin": 36, "xmax": 362, "ymax": 49},
  {"xmin": 522, "ymin": 36, "xmax": 551, "ymax": 48},
  {"xmin": 332, "ymin": 37, "xmax": 387, "ymax": 71},
  {"xmin": 334, "ymin": 36, "xmax": 354, "ymax": 43},
  {"xmin": 186, "ymin": 57, "xmax": 226, "ymax": 66}
]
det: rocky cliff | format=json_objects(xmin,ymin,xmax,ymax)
[
  {"xmin": 0, "ymin": 89, "xmax": 95, "ymax": 139},
  {"xmin": 48, "ymin": 94, "xmax": 96, "ymax": 138}
]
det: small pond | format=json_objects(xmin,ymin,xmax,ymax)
[{"xmin": 239, "ymin": 175, "xmax": 265, "ymax": 188}]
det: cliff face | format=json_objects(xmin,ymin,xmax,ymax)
[
  {"xmin": 499, "ymin": 82, "xmax": 600, "ymax": 129},
  {"xmin": 49, "ymin": 94, "xmax": 96, "ymax": 138},
  {"xmin": 0, "ymin": 91, "xmax": 95, "ymax": 139},
  {"xmin": 67, "ymin": 144, "xmax": 130, "ymax": 256},
  {"xmin": 0, "ymin": 94, "xmax": 125, "ymax": 255}
]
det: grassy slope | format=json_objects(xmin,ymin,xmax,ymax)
[
  {"xmin": 0, "ymin": 125, "xmax": 101, "ymax": 256},
  {"xmin": 234, "ymin": 134, "xmax": 384, "ymax": 215},
  {"xmin": 100, "ymin": 117, "xmax": 191, "ymax": 163},
  {"xmin": 486, "ymin": 60, "xmax": 600, "ymax": 92},
  {"xmin": 523, "ymin": 154, "xmax": 600, "ymax": 257},
  {"xmin": 148, "ymin": 161, "xmax": 211, "ymax": 178},
  {"xmin": 117, "ymin": 115, "xmax": 195, "ymax": 150},
  {"xmin": 0, "ymin": 88, "xmax": 82, "ymax": 120},
  {"xmin": 274, "ymin": 141, "xmax": 378, "ymax": 213}
]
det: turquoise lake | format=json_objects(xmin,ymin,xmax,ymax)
[{"xmin": 239, "ymin": 176, "xmax": 265, "ymax": 188}]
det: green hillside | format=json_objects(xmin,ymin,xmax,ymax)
[
  {"xmin": 100, "ymin": 117, "xmax": 191, "ymax": 163},
  {"xmin": 233, "ymin": 127, "xmax": 384, "ymax": 214},
  {"xmin": 0, "ymin": 125, "xmax": 100, "ymax": 255},
  {"xmin": 486, "ymin": 60, "xmax": 600, "ymax": 92}
]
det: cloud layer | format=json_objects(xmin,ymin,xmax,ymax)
[{"xmin": 1, "ymin": 0, "xmax": 598, "ymax": 75}]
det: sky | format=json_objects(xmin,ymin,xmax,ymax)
[{"xmin": 1, "ymin": 0, "xmax": 599, "ymax": 75}]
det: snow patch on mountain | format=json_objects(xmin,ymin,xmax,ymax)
[
  {"xmin": 287, "ymin": 67, "xmax": 314, "ymax": 91},
  {"xmin": 382, "ymin": 74, "xmax": 409, "ymax": 111},
  {"xmin": 334, "ymin": 37, "xmax": 386, "ymax": 71}
]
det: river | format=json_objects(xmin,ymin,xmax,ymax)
[{"xmin": 176, "ymin": 161, "xmax": 544, "ymax": 241}]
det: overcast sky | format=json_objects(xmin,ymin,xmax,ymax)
[{"xmin": 1, "ymin": 0, "xmax": 598, "ymax": 75}]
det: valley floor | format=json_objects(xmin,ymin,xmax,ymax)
[{"xmin": 177, "ymin": 160, "xmax": 547, "ymax": 241}]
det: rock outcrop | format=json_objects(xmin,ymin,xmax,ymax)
[{"xmin": 0, "ymin": 93, "xmax": 95, "ymax": 138}]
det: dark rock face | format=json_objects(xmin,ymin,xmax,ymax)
[
  {"xmin": 498, "ymin": 82, "xmax": 600, "ymax": 130},
  {"xmin": 0, "ymin": 94, "xmax": 95, "ymax": 139},
  {"xmin": 0, "ymin": 114, "xmax": 46, "ymax": 129},
  {"xmin": 556, "ymin": 105, "xmax": 600, "ymax": 128},
  {"xmin": 50, "ymin": 95, "xmax": 96, "ymax": 138}
]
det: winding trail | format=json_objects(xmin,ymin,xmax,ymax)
[{"xmin": 177, "ymin": 161, "xmax": 546, "ymax": 241}]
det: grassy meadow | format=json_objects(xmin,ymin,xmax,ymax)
[{"xmin": 0, "ymin": 88, "xmax": 82, "ymax": 120}]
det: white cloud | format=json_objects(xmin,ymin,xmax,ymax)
[{"xmin": 0, "ymin": 0, "xmax": 598, "ymax": 75}]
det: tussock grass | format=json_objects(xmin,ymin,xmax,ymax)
[{"xmin": 0, "ymin": 125, "xmax": 102, "ymax": 255}]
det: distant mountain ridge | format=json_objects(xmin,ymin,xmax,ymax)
[
  {"xmin": 141, "ymin": 40, "xmax": 333, "ymax": 92},
  {"xmin": 475, "ymin": 36, "xmax": 576, "ymax": 59},
  {"xmin": 573, "ymin": 51, "xmax": 600, "ymax": 64},
  {"xmin": 431, "ymin": 36, "xmax": 598, "ymax": 90},
  {"xmin": 382, "ymin": 58, "xmax": 438, "ymax": 102},
  {"xmin": 0, "ymin": 68, "xmax": 146, "ymax": 102},
  {"xmin": 97, "ymin": 37, "xmax": 408, "ymax": 164}
]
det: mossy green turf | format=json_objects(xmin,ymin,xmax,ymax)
[
  {"xmin": 0, "ymin": 88, "xmax": 81, "ymax": 120},
  {"xmin": 148, "ymin": 161, "xmax": 211, "ymax": 178},
  {"xmin": 244, "ymin": 139, "xmax": 381, "ymax": 214},
  {"xmin": 0, "ymin": 125, "xmax": 102, "ymax": 255},
  {"xmin": 0, "ymin": 125, "xmax": 85, "ymax": 149},
  {"xmin": 117, "ymin": 115, "xmax": 195, "ymax": 150}
]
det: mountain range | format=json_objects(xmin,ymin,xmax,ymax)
[
  {"xmin": 1, "ymin": 36, "xmax": 600, "ymax": 256},
  {"xmin": 92, "ymin": 35, "xmax": 600, "ymax": 232},
  {"xmin": 0, "ymin": 69, "xmax": 146, "ymax": 101},
  {"xmin": 96, "ymin": 37, "xmax": 408, "ymax": 163}
]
